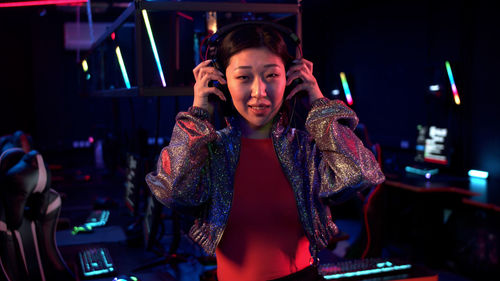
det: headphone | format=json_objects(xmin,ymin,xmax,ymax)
[
  {"xmin": 205, "ymin": 21, "xmax": 302, "ymax": 65},
  {"xmin": 202, "ymin": 21, "xmax": 303, "ymax": 118}
]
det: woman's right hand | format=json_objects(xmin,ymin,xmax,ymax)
[{"xmin": 192, "ymin": 60, "xmax": 227, "ymax": 110}]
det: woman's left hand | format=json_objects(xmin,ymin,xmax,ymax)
[{"xmin": 285, "ymin": 58, "xmax": 324, "ymax": 104}]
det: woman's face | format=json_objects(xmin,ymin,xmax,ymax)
[{"xmin": 225, "ymin": 47, "xmax": 286, "ymax": 136}]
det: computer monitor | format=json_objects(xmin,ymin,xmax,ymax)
[{"xmin": 415, "ymin": 125, "xmax": 449, "ymax": 166}]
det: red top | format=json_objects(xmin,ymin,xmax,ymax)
[{"xmin": 216, "ymin": 137, "xmax": 311, "ymax": 281}]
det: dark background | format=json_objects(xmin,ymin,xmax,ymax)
[{"xmin": 0, "ymin": 0, "xmax": 499, "ymax": 178}]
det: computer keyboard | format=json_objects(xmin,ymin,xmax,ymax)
[
  {"xmin": 71, "ymin": 210, "xmax": 110, "ymax": 235},
  {"xmin": 78, "ymin": 247, "xmax": 115, "ymax": 278},
  {"xmin": 85, "ymin": 210, "xmax": 110, "ymax": 228},
  {"xmin": 319, "ymin": 257, "xmax": 412, "ymax": 280}
]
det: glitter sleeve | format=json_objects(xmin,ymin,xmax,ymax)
[
  {"xmin": 145, "ymin": 107, "xmax": 218, "ymax": 207},
  {"xmin": 305, "ymin": 98, "xmax": 385, "ymax": 199}
]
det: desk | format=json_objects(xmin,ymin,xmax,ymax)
[
  {"xmin": 372, "ymin": 174, "xmax": 500, "ymax": 279},
  {"xmin": 364, "ymin": 174, "xmax": 477, "ymax": 263},
  {"xmin": 384, "ymin": 173, "xmax": 500, "ymax": 211},
  {"xmin": 59, "ymin": 241, "xmax": 176, "ymax": 281},
  {"xmin": 385, "ymin": 179, "xmax": 477, "ymax": 196},
  {"xmin": 461, "ymin": 177, "xmax": 500, "ymax": 212},
  {"xmin": 56, "ymin": 223, "xmax": 180, "ymax": 281}
]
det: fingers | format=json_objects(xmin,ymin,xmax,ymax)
[
  {"xmin": 200, "ymin": 72, "xmax": 226, "ymax": 86},
  {"xmin": 286, "ymin": 81, "xmax": 323, "ymax": 101},
  {"xmin": 193, "ymin": 60, "xmax": 225, "ymax": 82},
  {"xmin": 193, "ymin": 60, "xmax": 212, "ymax": 79},
  {"xmin": 303, "ymin": 59, "xmax": 313, "ymax": 72},
  {"xmin": 197, "ymin": 68, "xmax": 225, "ymax": 84},
  {"xmin": 285, "ymin": 58, "xmax": 323, "ymax": 101},
  {"xmin": 286, "ymin": 60, "xmax": 314, "ymax": 84},
  {"xmin": 287, "ymin": 83, "xmax": 308, "ymax": 100},
  {"xmin": 195, "ymin": 74, "xmax": 227, "ymax": 100},
  {"xmin": 193, "ymin": 60, "xmax": 226, "ymax": 88},
  {"xmin": 287, "ymin": 58, "xmax": 313, "ymax": 74},
  {"xmin": 193, "ymin": 83, "xmax": 226, "ymax": 109},
  {"xmin": 193, "ymin": 60, "xmax": 227, "ymax": 108},
  {"xmin": 199, "ymin": 67, "xmax": 225, "ymax": 82},
  {"xmin": 209, "ymin": 87, "xmax": 227, "ymax": 102},
  {"xmin": 286, "ymin": 69, "xmax": 307, "ymax": 86}
]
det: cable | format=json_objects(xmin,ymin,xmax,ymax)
[
  {"xmin": 361, "ymin": 143, "xmax": 382, "ymax": 259},
  {"xmin": 199, "ymin": 32, "xmax": 214, "ymax": 62}
]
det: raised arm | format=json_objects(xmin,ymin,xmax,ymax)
[
  {"xmin": 146, "ymin": 105, "xmax": 220, "ymax": 208},
  {"xmin": 146, "ymin": 59, "xmax": 227, "ymax": 207},
  {"xmin": 306, "ymin": 98, "xmax": 385, "ymax": 200}
]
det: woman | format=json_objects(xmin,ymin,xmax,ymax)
[{"xmin": 146, "ymin": 23, "xmax": 385, "ymax": 281}]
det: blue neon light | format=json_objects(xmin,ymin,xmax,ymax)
[
  {"xmin": 468, "ymin": 169, "xmax": 488, "ymax": 179},
  {"xmin": 323, "ymin": 264, "xmax": 412, "ymax": 279},
  {"xmin": 142, "ymin": 9, "xmax": 166, "ymax": 87},
  {"xmin": 115, "ymin": 46, "xmax": 131, "ymax": 89}
]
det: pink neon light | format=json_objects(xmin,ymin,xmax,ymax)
[
  {"xmin": 451, "ymin": 84, "xmax": 461, "ymax": 105},
  {"xmin": 0, "ymin": 0, "xmax": 87, "ymax": 8},
  {"xmin": 346, "ymin": 94, "xmax": 353, "ymax": 106},
  {"xmin": 177, "ymin": 12, "xmax": 194, "ymax": 21}
]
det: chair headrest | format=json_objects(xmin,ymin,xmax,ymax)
[
  {"xmin": 0, "ymin": 148, "xmax": 49, "ymax": 229},
  {"xmin": 0, "ymin": 130, "xmax": 33, "ymax": 154}
]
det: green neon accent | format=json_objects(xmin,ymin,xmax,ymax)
[
  {"xmin": 82, "ymin": 60, "xmax": 88, "ymax": 72},
  {"xmin": 115, "ymin": 46, "xmax": 131, "ymax": 89}
]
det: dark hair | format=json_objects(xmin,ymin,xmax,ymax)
[{"xmin": 215, "ymin": 24, "xmax": 294, "ymax": 73}]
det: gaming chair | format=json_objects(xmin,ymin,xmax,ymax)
[
  {"xmin": 0, "ymin": 146, "xmax": 75, "ymax": 281},
  {"xmin": 327, "ymin": 123, "xmax": 385, "ymax": 259}
]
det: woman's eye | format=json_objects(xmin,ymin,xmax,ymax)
[
  {"xmin": 236, "ymin": 76, "xmax": 249, "ymax": 80},
  {"xmin": 267, "ymin": 73, "xmax": 280, "ymax": 78}
]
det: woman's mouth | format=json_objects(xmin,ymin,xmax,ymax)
[{"xmin": 248, "ymin": 104, "xmax": 270, "ymax": 115}]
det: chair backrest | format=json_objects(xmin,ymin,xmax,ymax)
[
  {"xmin": 330, "ymin": 124, "xmax": 385, "ymax": 259},
  {"xmin": 0, "ymin": 148, "xmax": 74, "ymax": 281},
  {"xmin": 361, "ymin": 143, "xmax": 385, "ymax": 259}
]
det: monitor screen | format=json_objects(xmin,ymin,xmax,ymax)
[{"xmin": 415, "ymin": 125, "xmax": 449, "ymax": 165}]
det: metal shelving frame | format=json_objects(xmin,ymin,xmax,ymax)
[{"xmin": 85, "ymin": 0, "xmax": 301, "ymax": 97}]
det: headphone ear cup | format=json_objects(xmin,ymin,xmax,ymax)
[
  {"xmin": 284, "ymin": 83, "xmax": 291, "ymax": 101},
  {"xmin": 284, "ymin": 78, "xmax": 303, "ymax": 100},
  {"xmin": 217, "ymin": 83, "xmax": 233, "ymax": 117},
  {"xmin": 219, "ymin": 83, "xmax": 230, "ymax": 100}
]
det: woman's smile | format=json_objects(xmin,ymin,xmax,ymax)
[
  {"xmin": 225, "ymin": 47, "xmax": 287, "ymax": 138},
  {"xmin": 248, "ymin": 101, "xmax": 271, "ymax": 115}
]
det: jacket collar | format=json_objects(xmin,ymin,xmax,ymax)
[{"xmin": 224, "ymin": 109, "xmax": 289, "ymax": 140}]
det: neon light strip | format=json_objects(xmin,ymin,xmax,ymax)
[
  {"xmin": 340, "ymin": 72, "xmax": 353, "ymax": 105},
  {"xmin": 0, "ymin": 0, "xmax": 87, "ymax": 8},
  {"xmin": 324, "ymin": 264, "xmax": 412, "ymax": 279},
  {"xmin": 468, "ymin": 169, "xmax": 488, "ymax": 179},
  {"xmin": 82, "ymin": 60, "xmax": 88, "ymax": 72},
  {"xmin": 445, "ymin": 61, "xmax": 461, "ymax": 105},
  {"xmin": 142, "ymin": 9, "xmax": 167, "ymax": 87},
  {"xmin": 177, "ymin": 12, "xmax": 194, "ymax": 21},
  {"xmin": 115, "ymin": 46, "xmax": 131, "ymax": 89},
  {"xmin": 405, "ymin": 166, "xmax": 439, "ymax": 176}
]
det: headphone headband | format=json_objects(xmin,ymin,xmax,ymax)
[
  {"xmin": 205, "ymin": 20, "xmax": 302, "ymax": 61},
  {"xmin": 208, "ymin": 20, "xmax": 300, "ymax": 46}
]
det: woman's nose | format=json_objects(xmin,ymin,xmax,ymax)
[{"xmin": 251, "ymin": 78, "xmax": 267, "ymax": 98}]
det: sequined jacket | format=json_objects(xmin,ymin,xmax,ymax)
[{"xmin": 146, "ymin": 98, "xmax": 385, "ymax": 258}]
